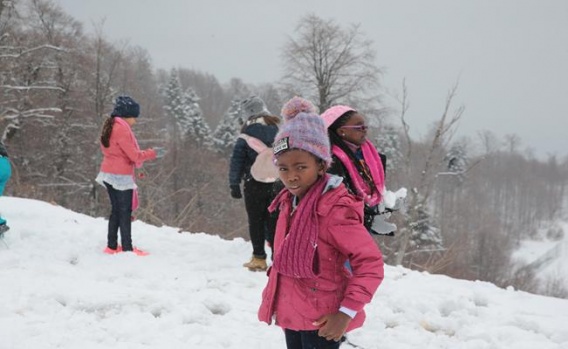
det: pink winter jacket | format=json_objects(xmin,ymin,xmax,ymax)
[
  {"xmin": 258, "ymin": 182, "xmax": 384, "ymax": 332},
  {"xmin": 100, "ymin": 119, "xmax": 156, "ymax": 175}
]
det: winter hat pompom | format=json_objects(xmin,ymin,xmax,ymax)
[
  {"xmin": 280, "ymin": 96, "xmax": 317, "ymax": 121},
  {"xmin": 273, "ymin": 112, "xmax": 331, "ymax": 166},
  {"xmin": 241, "ymin": 95, "xmax": 270, "ymax": 119},
  {"xmin": 111, "ymin": 95, "xmax": 140, "ymax": 118}
]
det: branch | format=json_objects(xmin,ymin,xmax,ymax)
[
  {"xmin": 418, "ymin": 81, "xmax": 464, "ymax": 205},
  {"xmin": 436, "ymin": 157, "xmax": 483, "ymax": 178},
  {"xmin": 37, "ymin": 182, "xmax": 90, "ymax": 188},
  {"xmin": 0, "ymin": 85, "xmax": 65, "ymax": 92},
  {"xmin": 0, "ymin": 44, "xmax": 67, "ymax": 58},
  {"xmin": 397, "ymin": 78, "xmax": 412, "ymax": 166},
  {"xmin": 1, "ymin": 107, "xmax": 61, "ymax": 120}
]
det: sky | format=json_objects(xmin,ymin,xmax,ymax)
[
  {"xmin": 51, "ymin": 0, "xmax": 568, "ymax": 159},
  {"xmin": 1, "ymin": 196, "xmax": 568, "ymax": 348}
]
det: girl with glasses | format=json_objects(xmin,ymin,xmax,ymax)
[{"xmin": 320, "ymin": 106, "xmax": 387, "ymax": 234}]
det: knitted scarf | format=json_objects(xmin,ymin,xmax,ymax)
[
  {"xmin": 270, "ymin": 174, "xmax": 329, "ymax": 279},
  {"xmin": 114, "ymin": 117, "xmax": 140, "ymax": 211},
  {"xmin": 332, "ymin": 140, "xmax": 385, "ymax": 207}
]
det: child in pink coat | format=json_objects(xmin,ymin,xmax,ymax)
[
  {"xmin": 96, "ymin": 95, "xmax": 165, "ymax": 256},
  {"xmin": 258, "ymin": 100, "xmax": 384, "ymax": 348}
]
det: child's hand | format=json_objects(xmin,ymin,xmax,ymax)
[
  {"xmin": 313, "ymin": 312, "xmax": 351, "ymax": 342},
  {"xmin": 153, "ymin": 146, "xmax": 167, "ymax": 158}
]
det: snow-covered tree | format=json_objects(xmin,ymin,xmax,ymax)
[
  {"xmin": 444, "ymin": 143, "xmax": 468, "ymax": 183},
  {"xmin": 408, "ymin": 202, "xmax": 443, "ymax": 250},
  {"xmin": 163, "ymin": 70, "xmax": 191, "ymax": 140},
  {"xmin": 183, "ymin": 88, "xmax": 211, "ymax": 148},
  {"xmin": 162, "ymin": 70, "xmax": 211, "ymax": 147},
  {"xmin": 0, "ymin": 0, "xmax": 64, "ymax": 142},
  {"xmin": 212, "ymin": 99, "xmax": 242, "ymax": 155},
  {"xmin": 374, "ymin": 124, "xmax": 403, "ymax": 176}
]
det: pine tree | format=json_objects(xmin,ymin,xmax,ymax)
[
  {"xmin": 444, "ymin": 143, "xmax": 468, "ymax": 183},
  {"xmin": 163, "ymin": 70, "xmax": 191, "ymax": 140},
  {"xmin": 184, "ymin": 88, "xmax": 212, "ymax": 148},
  {"xmin": 408, "ymin": 202, "xmax": 443, "ymax": 250},
  {"xmin": 212, "ymin": 99, "xmax": 242, "ymax": 155},
  {"xmin": 374, "ymin": 125, "xmax": 403, "ymax": 174}
]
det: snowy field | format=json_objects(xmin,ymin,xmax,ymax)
[
  {"xmin": 513, "ymin": 224, "xmax": 568, "ymax": 293},
  {"xmin": 1, "ymin": 196, "xmax": 567, "ymax": 349}
]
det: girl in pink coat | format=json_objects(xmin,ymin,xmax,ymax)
[
  {"xmin": 258, "ymin": 100, "xmax": 384, "ymax": 348},
  {"xmin": 96, "ymin": 95, "xmax": 165, "ymax": 256}
]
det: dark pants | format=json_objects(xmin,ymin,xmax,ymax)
[
  {"xmin": 104, "ymin": 182, "xmax": 133, "ymax": 251},
  {"xmin": 284, "ymin": 329, "xmax": 342, "ymax": 349},
  {"xmin": 243, "ymin": 177, "xmax": 278, "ymax": 259}
]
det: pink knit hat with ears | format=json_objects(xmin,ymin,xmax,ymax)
[
  {"xmin": 320, "ymin": 105, "xmax": 356, "ymax": 129},
  {"xmin": 273, "ymin": 111, "xmax": 332, "ymax": 166},
  {"xmin": 280, "ymin": 96, "xmax": 317, "ymax": 121}
]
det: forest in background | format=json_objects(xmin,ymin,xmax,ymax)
[{"xmin": 1, "ymin": 0, "xmax": 567, "ymax": 298}]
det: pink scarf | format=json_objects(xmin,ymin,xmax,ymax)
[
  {"xmin": 270, "ymin": 174, "xmax": 329, "ymax": 279},
  {"xmin": 332, "ymin": 140, "xmax": 384, "ymax": 207},
  {"xmin": 114, "ymin": 117, "xmax": 140, "ymax": 211}
]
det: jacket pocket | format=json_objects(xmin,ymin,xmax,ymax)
[{"xmin": 292, "ymin": 278, "xmax": 341, "ymax": 320}]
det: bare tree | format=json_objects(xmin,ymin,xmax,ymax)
[
  {"xmin": 90, "ymin": 20, "xmax": 125, "ymax": 121},
  {"xmin": 394, "ymin": 80, "xmax": 464, "ymax": 266},
  {"xmin": 0, "ymin": 0, "xmax": 64, "ymax": 142},
  {"xmin": 504, "ymin": 134, "xmax": 522, "ymax": 153},
  {"xmin": 281, "ymin": 14, "xmax": 381, "ymax": 112}
]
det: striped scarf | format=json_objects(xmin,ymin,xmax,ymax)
[{"xmin": 271, "ymin": 174, "xmax": 329, "ymax": 279}]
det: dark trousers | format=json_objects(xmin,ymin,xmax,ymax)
[
  {"xmin": 243, "ymin": 177, "xmax": 277, "ymax": 259},
  {"xmin": 284, "ymin": 329, "xmax": 342, "ymax": 349},
  {"xmin": 104, "ymin": 182, "xmax": 133, "ymax": 251}
]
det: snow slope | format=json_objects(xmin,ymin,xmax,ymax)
[{"xmin": 1, "ymin": 196, "xmax": 567, "ymax": 349}]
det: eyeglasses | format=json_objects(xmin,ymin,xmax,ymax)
[{"xmin": 340, "ymin": 125, "xmax": 369, "ymax": 132}]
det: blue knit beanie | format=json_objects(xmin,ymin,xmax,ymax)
[{"xmin": 111, "ymin": 95, "xmax": 140, "ymax": 118}]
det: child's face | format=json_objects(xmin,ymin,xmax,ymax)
[
  {"xmin": 275, "ymin": 149, "xmax": 326, "ymax": 200},
  {"xmin": 123, "ymin": 117, "xmax": 137, "ymax": 126},
  {"xmin": 338, "ymin": 112, "xmax": 368, "ymax": 146}
]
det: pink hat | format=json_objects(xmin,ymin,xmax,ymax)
[{"xmin": 320, "ymin": 105, "xmax": 356, "ymax": 129}]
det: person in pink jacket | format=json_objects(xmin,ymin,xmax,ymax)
[
  {"xmin": 258, "ymin": 101, "xmax": 384, "ymax": 348},
  {"xmin": 96, "ymin": 95, "xmax": 166, "ymax": 256}
]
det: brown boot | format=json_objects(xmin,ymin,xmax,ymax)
[{"xmin": 243, "ymin": 256, "xmax": 267, "ymax": 271}]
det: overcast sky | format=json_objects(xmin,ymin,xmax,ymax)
[{"xmin": 54, "ymin": 0, "xmax": 568, "ymax": 159}]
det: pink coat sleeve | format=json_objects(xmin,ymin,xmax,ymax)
[
  {"xmin": 114, "ymin": 123, "xmax": 157, "ymax": 165},
  {"xmin": 327, "ymin": 202, "xmax": 384, "ymax": 312}
]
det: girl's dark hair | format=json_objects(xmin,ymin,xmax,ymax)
[
  {"xmin": 263, "ymin": 114, "xmax": 281, "ymax": 126},
  {"xmin": 328, "ymin": 110, "xmax": 376, "ymax": 194},
  {"xmin": 100, "ymin": 117, "xmax": 114, "ymax": 148}
]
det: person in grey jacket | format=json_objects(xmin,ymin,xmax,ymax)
[{"xmin": 229, "ymin": 96, "xmax": 280, "ymax": 271}]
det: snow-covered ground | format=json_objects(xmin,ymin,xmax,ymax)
[
  {"xmin": 1, "ymin": 196, "xmax": 567, "ymax": 349},
  {"xmin": 513, "ymin": 220, "xmax": 568, "ymax": 294}
]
